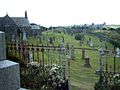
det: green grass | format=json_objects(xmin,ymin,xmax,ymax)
[{"xmin": 27, "ymin": 31, "xmax": 119, "ymax": 90}]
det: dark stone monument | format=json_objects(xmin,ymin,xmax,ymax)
[
  {"xmin": 0, "ymin": 31, "xmax": 6, "ymax": 60},
  {"xmin": 84, "ymin": 56, "xmax": 91, "ymax": 68}
]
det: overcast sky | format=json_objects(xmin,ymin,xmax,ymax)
[{"xmin": 0, "ymin": 0, "xmax": 120, "ymax": 27}]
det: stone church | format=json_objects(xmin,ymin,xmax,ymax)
[{"xmin": 0, "ymin": 11, "xmax": 31, "ymax": 42}]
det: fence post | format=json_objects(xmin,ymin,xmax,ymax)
[
  {"xmin": 36, "ymin": 44, "xmax": 39, "ymax": 63},
  {"xmin": 61, "ymin": 44, "xmax": 66, "ymax": 80},
  {"xmin": 67, "ymin": 44, "xmax": 71, "ymax": 90},
  {"xmin": 99, "ymin": 48, "xmax": 103, "ymax": 75},
  {"xmin": 104, "ymin": 46, "xmax": 109, "ymax": 86},
  {"xmin": 47, "ymin": 47, "xmax": 50, "ymax": 66},
  {"xmin": 41, "ymin": 44, "xmax": 44, "ymax": 67},
  {"xmin": 71, "ymin": 45, "xmax": 75, "ymax": 60},
  {"xmin": 113, "ymin": 47, "xmax": 116, "ymax": 74},
  {"xmin": 32, "ymin": 44, "xmax": 34, "ymax": 62},
  {"xmin": 82, "ymin": 48, "xmax": 85, "ymax": 60}
]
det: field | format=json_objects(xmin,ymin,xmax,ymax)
[{"xmin": 28, "ymin": 31, "xmax": 120, "ymax": 90}]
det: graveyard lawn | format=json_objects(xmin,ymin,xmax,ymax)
[{"xmin": 27, "ymin": 31, "xmax": 119, "ymax": 90}]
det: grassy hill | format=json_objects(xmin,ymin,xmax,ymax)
[{"xmin": 28, "ymin": 31, "xmax": 119, "ymax": 90}]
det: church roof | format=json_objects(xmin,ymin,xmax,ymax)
[
  {"xmin": 0, "ymin": 15, "xmax": 30, "ymax": 27},
  {"xmin": 11, "ymin": 17, "xmax": 30, "ymax": 27}
]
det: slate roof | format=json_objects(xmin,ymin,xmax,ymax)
[
  {"xmin": 11, "ymin": 17, "xmax": 31, "ymax": 27},
  {"xmin": 0, "ymin": 15, "xmax": 31, "ymax": 27}
]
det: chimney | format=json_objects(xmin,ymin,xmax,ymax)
[{"xmin": 25, "ymin": 11, "xmax": 28, "ymax": 19}]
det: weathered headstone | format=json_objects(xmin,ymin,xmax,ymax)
[
  {"xmin": 84, "ymin": 56, "xmax": 91, "ymax": 68},
  {"xmin": 49, "ymin": 37, "xmax": 53, "ymax": 44},
  {"xmin": 89, "ymin": 41, "xmax": 93, "ymax": 47},
  {"xmin": 12, "ymin": 34, "xmax": 16, "ymax": 42},
  {"xmin": 116, "ymin": 48, "xmax": 120, "ymax": 57},
  {"xmin": 0, "ymin": 31, "xmax": 6, "ymax": 60},
  {"xmin": 88, "ymin": 38, "xmax": 93, "ymax": 47},
  {"xmin": 0, "ymin": 31, "xmax": 20, "ymax": 90},
  {"xmin": 23, "ymin": 31, "xmax": 27, "ymax": 41}
]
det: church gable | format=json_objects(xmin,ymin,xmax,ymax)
[{"xmin": 0, "ymin": 15, "xmax": 17, "ymax": 27}]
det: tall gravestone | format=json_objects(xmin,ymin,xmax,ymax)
[
  {"xmin": 0, "ymin": 31, "xmax": 6, "ymax": 60},
  {"xmin": 23, "ymin": 31, "xmax": 27, "ymax": 41},
  {"xmin": 0, "ymin": 31, "xmax": 20, "ymax": 90}
]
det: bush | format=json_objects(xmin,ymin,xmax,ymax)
[
  {"xmin": 6, "ymin": 53, "xmax": 26, "ymax": 67},
  {"xmin": 75, "ymin": 34, "xmax": 84, "ymax": 40}
]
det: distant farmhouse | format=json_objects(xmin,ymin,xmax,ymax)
[{"xmin": 0, "ymin": 11, "xmax": 31, "ymax": 42}]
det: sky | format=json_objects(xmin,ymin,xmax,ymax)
[{"xmin": 0, "ymin": 0, "xmax": 120, "ymax": 27}]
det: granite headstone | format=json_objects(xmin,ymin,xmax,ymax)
[
  {"xmin": 0, "ymin": 31, "xmax": 6, "ymax": 60},
  {"xmin": 0, "ymin": 31, "xmax": 20, "ymax": 90}
]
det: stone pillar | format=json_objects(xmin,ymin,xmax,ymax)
[
  {"xmin": 0, "ymin": 31, "xmax": 20, "ymax": 90},
  {"xmin": 0, "ymin": 31, "xmax": 6, "ymax": 60},
  {"xmin": 84, "ymin": 56, "xmax": 91, "ymax": 68}
]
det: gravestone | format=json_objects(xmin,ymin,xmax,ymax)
[
  {"xmin": 0, "ymin": 31, "xmax": 6, "ymax": 60},
  {"xmin": 23, "ymin": 31, "xmax": 27, "ymax": 41},
  {"xmin": 84, "ymin": 56, "xmax": 91, "ymax": 68},
  {"xmin": 89, "ymin": 41, "xmax": 93, "ymax": 47},
  {"xmin": 116, "ymin": 48, "xmax": 120, "ymax": 57},
  {"xmin": 88, "ymin": 38, "xmax": 93, "ymax": 47},
  {"xmin": 49, "ymin": 37, "xmax": 53, "ymax": 44},
  {"xmin": 0, "ymin": 31, "xmax": 20, "ymax": 90},
  {"xmin": 12, "ymin": 34, "xmax": 16, "ymax": 42}
]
